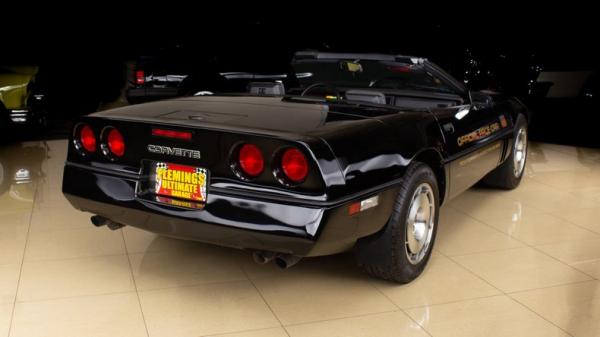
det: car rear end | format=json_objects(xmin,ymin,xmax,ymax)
[{"xmin": 61, "ymin": 113, "xmax": 396, "ymax": 257}]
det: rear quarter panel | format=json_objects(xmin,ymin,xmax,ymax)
[{"xmin": 309, "ymin": 109, "xmax": 446, "ymax": 200}]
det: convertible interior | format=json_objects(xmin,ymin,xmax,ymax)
[
  {"xmin": 247, "ymin": 81, "xmax": 464, "ymax": 109},
  {"xmin": 245, "ymin": 56, "xmax": 466, "ymax": 109}
]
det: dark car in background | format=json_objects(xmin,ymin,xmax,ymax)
[
  {"xmin": 527, "ymin": 69, "xmax": 598, "ymax": 146},
  {"xmin": 126, "ymin": 50, "xmax": 195, "ymax": 103},
  {"xmin": 30, "ymin": 60, "xmax": 125, "ymax": 122},
  {"xmin": 445, "ymin": 46, "xmax": 600, "ymax": 147},
  {"xmin": 126, "ymin": 45, "xmax": 294, "ymax": 104},
  {"xmin": 458, "ymin": 48, "xmax": 539, "ymax": 97}
]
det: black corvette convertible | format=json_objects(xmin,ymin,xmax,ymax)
[{"xmin": 62, "ymin": 51, "xmax": 529, "ymax": 282}]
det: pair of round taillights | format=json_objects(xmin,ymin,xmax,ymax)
[
  {"xmin": 75, "ymin": 124, "xmax": 125, "ymax": 158},
  {"xmin": 236, "ymin": 143, "xmax": 309, "ymax": 184}
]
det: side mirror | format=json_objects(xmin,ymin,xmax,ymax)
[{"xmin": 470, "ymin": 91, "xmax": 493, "ymax": 110}]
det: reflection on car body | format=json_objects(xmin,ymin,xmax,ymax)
[{"xmin": 63, "ymin": 51, "xmax": 530, "ymax": 283}]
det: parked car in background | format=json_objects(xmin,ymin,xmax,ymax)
[
  {"xmin": 32, "ymin": 60, "xmax": 125, "ymax": 121},
  {"xmin": 0, "ymin": 66, "xmax": 48, "ymax": 132},
  {"xmin": 126, "ymin": 52, "xmax": 192, "ymax": 103},
  {"xmin": 126, "ymin": 45, "xmax": 293, "ymax": 103}
]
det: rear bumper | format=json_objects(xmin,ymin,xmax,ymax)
[{"xmin": 62, "ymin": 164, "xmax": 398, "ymax": 256}]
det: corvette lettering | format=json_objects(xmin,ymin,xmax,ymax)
[{"xmin": 147, "ymin": 145, "xmax": 201, "ymax": 159}]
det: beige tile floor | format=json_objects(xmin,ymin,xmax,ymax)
[{"xmin": 1, "ymin": 140, "xmax": 600, "ymax": 337}]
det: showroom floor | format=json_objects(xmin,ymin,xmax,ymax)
[{"xmin": 1, "ymin": 140, "xmax": 600, "ymax": 337}]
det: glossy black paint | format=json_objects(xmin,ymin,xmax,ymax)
[{"xmin": 62, "ymin": 58, "xmax": 526, "ymax": 257}]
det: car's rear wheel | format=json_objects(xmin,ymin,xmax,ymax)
[
  {"xmin": 354, "ymin": 162, "xmax": 439, "ymax": 283},
  {"xmin": 481, "ymin": 114, "xmax": 528, "ymax": 189}
]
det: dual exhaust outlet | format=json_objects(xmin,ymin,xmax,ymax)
[
  {"xmin": 91, "ymin": 215, "xmax": 301, "ymax": 269},
  {"xmin": 252, "ymin": 251, "xmax": 302, "ymax": 269},
  {"xmin": 91, "ymin": 215, "xmax": 125, "ymax": 230}
]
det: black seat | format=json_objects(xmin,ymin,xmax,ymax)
[{"xmin": 345, "ymin": 89, "xmax": 386, "ymax": 105}]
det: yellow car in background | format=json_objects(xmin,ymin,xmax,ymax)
[{"xmin": 0, "ymin": 66, "xmax": 47, "ymax": 132}]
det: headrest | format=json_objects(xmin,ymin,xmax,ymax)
[
  {"xmin": 248, "ymin": 82, "xmax": 285, "ymax": 96},
  {"xmin": 345, "ymin": 89, "xmax": 386, "ymax": 105}
]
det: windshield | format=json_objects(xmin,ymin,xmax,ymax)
[{"xmin": 291, "ymin": 58, "xmax": 459, "ymax": 95}]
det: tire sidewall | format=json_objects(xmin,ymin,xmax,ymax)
[
  {"xmin": 479, "ymin": 113, "xmax": 529, "ymax": 189},
  {"xmin": 390, "ymin": 164, "xmax": 440, "ymax": 279},
  {"xmin": 511, "ymin": 115, "xmax": 529, "ymax": 181}
]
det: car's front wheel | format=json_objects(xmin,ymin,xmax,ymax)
[
  {"xmin": 354, "ymin": 162, "xmax": 439, "ymax": 283},
  {"xmin": 481, "ymin": 114, "xmax": 528, "ymax": 189}
]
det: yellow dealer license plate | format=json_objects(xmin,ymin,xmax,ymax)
[{"xmin": 154, "ymin": 162, "xmax": 208, "ymax": 203}]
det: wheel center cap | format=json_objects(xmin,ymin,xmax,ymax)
[
  {"xmin": 413, "ymin": 221, "xmax": 426, "ymax": 242},
  {"xmin": 405, "ymin": 183, "xmax": 436, "ymax": 265}
]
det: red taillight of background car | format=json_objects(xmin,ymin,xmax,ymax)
[
  {"xmin": 238, "ymin": 143, "xmax": 264, "ymax": 177},
  {"xmin": 106, "ymin": 128, "xmax": 125, "ymax": 157},
  {"xmin": 152, "ymin": 128, "xmax": 192, "ymax": 141},
  {"xmin": 135, "ymin": 70, "xmax": 145, "ymax": 85},
  {"xmin": 281, "ymin": 148, "xmax": 308, "ymax": 183},
  {"xmin": 388, "ymin": 65, "xmax": 412, "ymax": 73},
  {"xmin": 79, "ymin": 124, "xmax": 96, "ymax": 153}
]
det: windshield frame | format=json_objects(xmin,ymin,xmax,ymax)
[{"xmin": 290, "ymin": 53, "xmax": 468, "ymax": 100}]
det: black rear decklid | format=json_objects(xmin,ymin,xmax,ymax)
[{"xmin": 67, "ymin": 115, "xmax": 329, "ymax": 197}]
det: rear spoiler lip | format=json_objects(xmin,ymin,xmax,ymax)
[
  {"xmin": 84, "ymin": 114, "xmax": 311, "ymax": 141},
  {"xmin": 73, "ymin": 114, "xmax": 345, "ymax": 194}
]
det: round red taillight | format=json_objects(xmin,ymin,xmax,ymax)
[
  {"xmin": 107, "ymin": 128, "xmax": 125, "ymax": 157},
  {"xmin": 79, "ymin": 125, "xmax": 96, "ymax": 153},
  {"xmin": 281, "ymin": 148, "xmax": 308, "ymax": 183},
  {"xmin": 238, "ymin": 144, "xmax": 264, "ymax": 177}
]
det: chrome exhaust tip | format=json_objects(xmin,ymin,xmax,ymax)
[
  {"xmin": 91, "ymin": 215, "xmax": 109, "ymax": 227},
  {"xmin": 90, "ymin": 215, "xmax": 125, "ymax": 230},
  {"xmin": 274, "ymin": 254, "xmax": 302, "ymax": 269},
  {"xmin": 252, "ymin": 251, "xmax": 276, "ymax": 264}
]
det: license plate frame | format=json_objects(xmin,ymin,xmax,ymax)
[{"xmin": 136, "ymin": 160, "xmax": 209, "ymax": 209}]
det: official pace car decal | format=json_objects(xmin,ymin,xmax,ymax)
[
  {"xmin": 154, "ymin": 162, "xmax": 207, "ymax": 203},
  {"xmin": 457, "ymin": 115, "xmax": 508, "ymax": 146}
]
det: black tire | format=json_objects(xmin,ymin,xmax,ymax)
[
  {"xmin": 354, "ymin": 162, "xmax": 439, "ymax": 283},
  {"xmin": 480, "ymin": 114, "xmax": 528, "ymax": 189}
]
